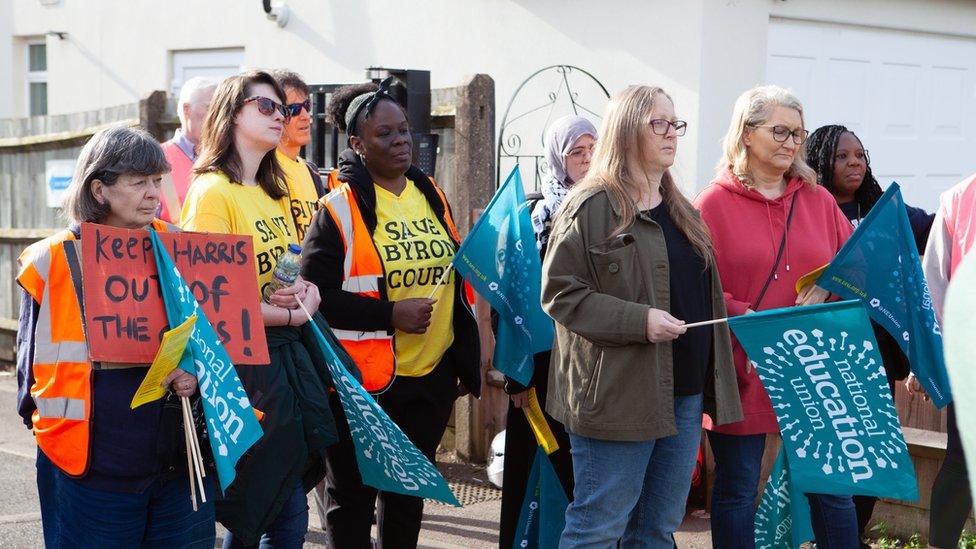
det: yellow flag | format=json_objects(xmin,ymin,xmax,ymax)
[
  {"xmin": 795, "ymin": 264, "xmax": 829, "ymax": 294},
  {"xmin": 523, "ymin": 387, "xmax": 560, "ymax": 454},
  {"xmin": 130, "ymin": 315, "xmax": 196, "ymax": 409}
]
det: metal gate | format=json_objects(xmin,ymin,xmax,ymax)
[{"xmin": 496, "ymin": 65, "xmax": 610, "ymax": 190}]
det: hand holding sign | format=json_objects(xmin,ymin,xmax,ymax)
[{"xmin": 130, "ymin": 315, "xmax": 196, "ymax": 409}]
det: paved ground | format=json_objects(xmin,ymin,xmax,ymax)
[{"xmin": 0, "ymin": 371, "xmax": 712, "ymax": 548}]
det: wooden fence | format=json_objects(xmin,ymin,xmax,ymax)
[{"xmin": 0, "ymin": 75, "xmax": 501, "ymax": 461}]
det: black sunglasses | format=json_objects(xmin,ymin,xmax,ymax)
[
  {"xmin": 286, "ymin": 99, "xmax": 312, "ymax": 118},
  {"xmin": 242, "ymin": 96, "xmax": 290, "ymax": 120}
]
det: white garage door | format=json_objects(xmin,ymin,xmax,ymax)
[{"xmin": 766, "ymin": 18, "xmax": 976, "ymax": 212}]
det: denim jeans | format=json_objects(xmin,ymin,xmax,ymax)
[
  {"xmin": 560, "ymin": 393, "xmax": 703, "ymax": 549},
  {"xmin": 707, "ymin": 431, "xmax": 858, "ymax": 548},
  {"xmin": 36, "ymin": 450, "xmax": 216, "ymax": 548},
  {"xmin": 223, "ymin": 482, "xmax": 309, "ymax": 549}
]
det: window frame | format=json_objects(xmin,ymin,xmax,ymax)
[{"xmin": 26, "ymin": 39, "xmax": 48, "ymax": 116}]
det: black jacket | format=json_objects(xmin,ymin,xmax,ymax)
[
  {"xmin": 217, "ymin": 314, "xmax": 344, "ymax": 545},
  {"xmin": 301, "ymin": 149, "xmax": 482, "ymax": 397}
]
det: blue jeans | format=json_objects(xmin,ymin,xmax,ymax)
[
  {"xmin": 707, "ymin": 431, "xmax": 858, "ymax": 548},
  {"xmin": 36, "ymin": 450, "xmax": 216, "ymax": 548},
  {"xmin": 561, "ymin": 393, "xmax": 703, "ymax": 549},
  {"xmin": 223, "ymin": 482, "xmax": 309, "ymax": 549}
]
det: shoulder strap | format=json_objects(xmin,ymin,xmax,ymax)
[{"xmin": 753, "ymin": 193, "xmax": 798, "ymax": 310}]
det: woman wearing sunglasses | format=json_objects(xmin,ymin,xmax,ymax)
[
  {"xmin": 301, "ymin": 78, "xmax": 482, "ymax": 548},
  {"xmin": 694, "ymin": 85, "xmax": 856, "ymax": 548},
  {"xmin": 270, "ymin": 69, "xmax": 327, "ymax": 242},
  {"xmin": 181, "ymin": 70, "xmax": 336, "ymax": 548}
]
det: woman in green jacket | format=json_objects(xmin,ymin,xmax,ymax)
[{"xmin": 541, "ymin": 85, "xmax": 742, "ymax": 548}]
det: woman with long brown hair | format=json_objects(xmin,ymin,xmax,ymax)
[
  {"xmin": 541, "ymin": 85, "xmax": 741, "ymax": 547},
  {"xmin": 181, "ymin": 70, "xmax": 336, "ymax": 548}
]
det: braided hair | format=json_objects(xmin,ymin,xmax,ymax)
[{"xmin": 805, "ymin": 124, "xmax": 883, "ymax": 213}]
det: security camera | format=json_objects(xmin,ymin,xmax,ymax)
[{"xmin": 261, "ymin": 0, "xmax": 290, "ymax": 28}]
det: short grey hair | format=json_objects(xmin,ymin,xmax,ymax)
[
  {"xmin": 62, "ymin": 126, "xmax": 171, "ymax": 224},
  {"xmin": 177, "ymin": 76, "xmax": 218, "ymax": 126}
]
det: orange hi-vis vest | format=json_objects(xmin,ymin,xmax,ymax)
[
  {"xmin": 320, "ymin": 177, "xmax": 471, "ymax": 393},
  {"xmin": 17, "ymin": 219, "xmax": 177, "ymax": 476}
]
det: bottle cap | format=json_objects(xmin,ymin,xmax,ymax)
[{"xmin": 288, "ymin": 244, "xmax": 303, "ymax": 254}]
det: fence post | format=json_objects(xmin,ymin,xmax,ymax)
[
  {"xmin": 139, "ymin": 90, "xmax": 169, "ymax": 142},
  {"xmin": 450, "ymin": 74, "xmax": 501, "ymax": 464}
]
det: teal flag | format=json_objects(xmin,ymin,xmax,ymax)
[
  {"xmin": 306, "ymin": 313, "xmax": 460, "ymax": 505},
  {"xmin": 817, "ymin": 183, "xmax": 950, "ymax": 408},
  {"xmin": 453, "ymin": 166, "xmax": 553, "ymax": 386},
  {"xmin": 754, "ymin": 447, "xmax": 814, "ymax": 549},
  {"xmin": 729, "ymin": 300, "xmax": 918, "ymax": 501},
  {"xmin": 149, "ymin": 229, "xmax": 264, "ymax": 492},
  {"xmin": 514, "ymin": 447, "xmax": 569, "ymax": 549}
]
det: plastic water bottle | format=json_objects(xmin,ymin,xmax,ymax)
[{"xmin": 263, "ymin": 244, "xmax": 303, "ymax": 302}]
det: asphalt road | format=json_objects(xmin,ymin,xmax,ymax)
[{"xmin": 0, "ymin": 371, "xmax": 711, "ymax": 548}]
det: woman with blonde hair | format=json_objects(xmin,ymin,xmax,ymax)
[
  {"xmin": 541, "ymin": 85, "xmax": 742, "ymax": 547},
  {"xmin": 694, "ymin": 85, "xmax": 855, "ymax": 548}
]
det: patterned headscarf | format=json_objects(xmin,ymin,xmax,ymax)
[{"xmin": 531, "ymin": 115, "xmax": 598, "ymax": 246}]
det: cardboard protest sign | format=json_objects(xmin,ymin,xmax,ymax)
[{"xmin": 80, "ymin": 223, "xmax": 268, "ymax": 364}]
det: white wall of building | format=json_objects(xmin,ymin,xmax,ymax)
[{"xmin": 5, "ymin": 0, "xmax": 976, "ymax": 198}]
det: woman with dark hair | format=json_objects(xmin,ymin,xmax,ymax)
[
  {"xmin": 181, "ymin": 70, "xmax": 336, "ymax": 548},
  {"xmin": 805, "ymin": 124, "xmax": 933, "ymax": 249},
  {"xmin": 806, "ymin": 124, "xmax": 935, "ymax": 547},
  {"xmin": 301, "ymin": 78, "xmax": 481, "ymax": 548},
  {"xmin": 17, "ymin": 126, "xmax": 214, "ymax": 547}
]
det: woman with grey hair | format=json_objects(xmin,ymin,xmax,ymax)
[
  {"xmin": 498, "ymin": 115, "xmax": 596, "ymax": 548},
  {"xmin": 694, "ymin": 85, "xmax": 856, "ymax": 548},
  {"xmin": 16, "ymin": 126, "xmax": 215, "ymax": 547}
]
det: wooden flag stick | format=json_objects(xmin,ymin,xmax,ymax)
[
  {"xmin": 426, "ymin": 263, "xmax": 454, "ymax": 300},
  {"xmin": 295, "ymin": 296, "xmax": 315, "ymax": 323},
  {"xmin": 682, "ymin": 317, "xmax": 729, "ymax": 329},
  {"xmin": 183, "ymin": 403, "xmax": 198, "ymax": 512},
  {"xmin": 181, "ymin": 396, "xmax": 207, "ymax": 503}
]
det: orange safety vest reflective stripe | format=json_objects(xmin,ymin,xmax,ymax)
[
  {"xmin": 17, "ymin": 220, "xmax": 177, "ymax": 476},
  {"xmin": 320, "ymin": 177, "xmax": 474, "ymax": 393}
]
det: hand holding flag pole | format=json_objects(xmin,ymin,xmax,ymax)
[{"xmin": 426, "ymin": 263, "xmax": 454, "ymax": 300}]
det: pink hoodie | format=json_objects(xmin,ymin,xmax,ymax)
[{"xmin": 694, "ymin": 169, "xmax": 852, "ymax": 435}]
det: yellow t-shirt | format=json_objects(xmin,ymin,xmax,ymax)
[
  {"xmin": 374, "ymin": 179, "xmax": 456, "ymax": 377},
  {"xmin": 180, "ymin": 171, "xmax": 299, "ymax": 297},
  {"xmin": 276, "ymin": 149, "xmax": 320, "ymax": 243}
]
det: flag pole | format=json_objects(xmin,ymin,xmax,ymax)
[
  {"xmin": 181, "ymin": 396, "xmax": 207, "ymax": 503},
  {"xmin": 426, "ymin": 264, "xmax": 455, "ymax": 300},
  {"xmin": 182, "ymin": 400, "xmax": 198, "ymax": 512},
  {"xmin": 682, "ymin": 317, "xmax": 729, "ymax": 329}
]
